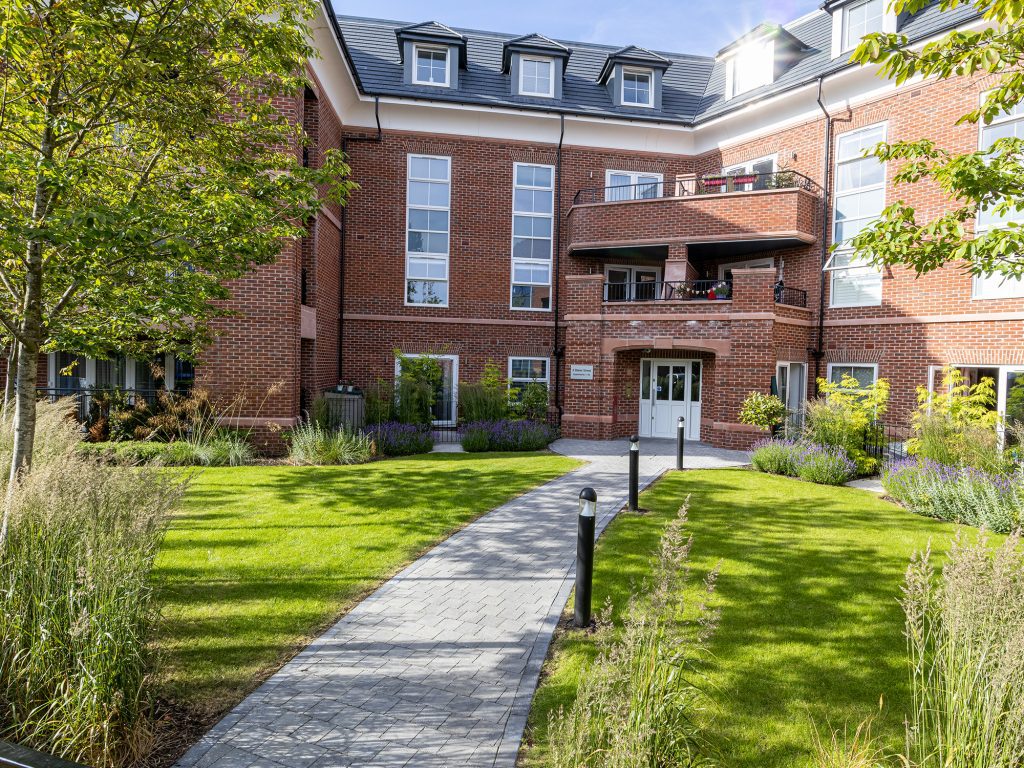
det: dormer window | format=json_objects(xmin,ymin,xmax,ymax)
[
  {"xmin": 727, "ymin": 39, "xmax": 774, "ymax": 98},
  {"xmin": 829, "ymin": 0, "xmax": 896, "ymax": 58},
  {"xmin": 622, "ymin": 69, "xmax": 653, "ymax": 107},
  {"xmin": 414, "ymin": 45, "xmax": 449, "ymax": 86},
  {"xmin": 842, "ymin": 0, "xmax": 884, "ymax": 51},
  {"xmin": 519, "ymin": 57, "xmax": 554, "ymax": 97}
]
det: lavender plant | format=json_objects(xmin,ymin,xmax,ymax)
[
  {"xmin": 459, "ymin": 420, "xmax": 556, "ymax": 452},
  {"xmin": 882, "ymin": 458, "xmax": 1024, "ymax": 533},
  {"xmin": 795, "ymin": 443, "xmax": 858, "ymax": 485},
  {"xmin": 365, "ymin": 421, "xmax": 434, "ymax": 456},
  {"xmin": 750, "ymin": 437, "xmax": 801, "ymax": 476}
]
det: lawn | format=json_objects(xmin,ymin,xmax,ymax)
[
  {"xmin": 521, "ymin": 468, "xmax": 994, "ymax": 768},
  {"xmin": 152, "ymin": 451, "xmax": 579, "ymax": 722}
]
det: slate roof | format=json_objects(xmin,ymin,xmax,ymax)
[{"xmin": 333, "ymin": 2, "xmax": 981, "ymax": 126}]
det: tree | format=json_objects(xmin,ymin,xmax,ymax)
[
  {"xmin": 0, "ymin": 0, "xmax": 355, "ymax": 506},
  {"xmin": 846, "ymin": 0, "xmax": 1024, "ymax": 281}
]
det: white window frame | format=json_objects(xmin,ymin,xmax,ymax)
[
  {"xmin": 405, "ymin": 154, "xmax": 451, "ymax": 308},
  {"xmin": 832, "ymin": 0, "xmax": 896, "ymax": 58},
  {"xmin": 518, "ymin": 56, "xmax": 555, "ymax": 98},
  {"xmin": 722, "ymin": 154, "xmax": 777, "ymax": 191},
  {"xmin": 826, "ymin": 362, "xmax": 879, "ymax": 389},
  {"xmin": 828, "ymin": 122, "xmax": 887, "ymax": 308},
  {"xmin": 508, "ymin": 356, "xmax": 550, "ymax": 390},
  {"xmin": 972, "ymin": 93, "xmax": 1024, "ymax": 300},
  {"xmin": 510, "ymin": 162, "xmax": 555, "ymax": 312},
  {"xmin": 927, "ymin": 363, "xmax": 1024, "ymax": 443},
  {"xmin": 717, "ymin": 257, "xmax": 774, "ymax": 280},
  {"xmin": 603, "ymin": 264, "xmax": 663, "ymax": 301},
  {"xmin": 724, "ymin": 39, "xmax": 774, "ymax": 100},
  {"xmin": 604, "ymin": 169, "xmax": 664, "ymax": 202},
  {"xmin": 47, "ymin": 352, "xmax": 181, "ymax": 390},
  {"xmin": 620, "ymin": 67, "xmax": 654, "ymax": 108},
  {"xmin": 412, "ymin": 44, "xmax": 450, "ymax": 87},
  {"xmin": 394, "ymin": 353, "xmax": 459, "ymax": 426}
]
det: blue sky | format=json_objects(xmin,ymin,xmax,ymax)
[{"xmin": 343, "ymin": 0, "xmax": 824, "ymax": 56}]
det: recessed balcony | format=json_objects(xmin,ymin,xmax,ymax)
[{"xmin": 568, "ymin": 171, "xmax": 822, "ymax": 260}]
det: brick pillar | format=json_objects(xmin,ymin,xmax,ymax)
[
  {"xmin": 731, "ymin": 267, "xmax": 776, "ymax": 311},
  {"xmin": 564, "ymin": 273, "xmax": 605, "ymax": 315},
  {"xmin": 664, "ymin": 243, "xmax": 688, "ymax": 283}
]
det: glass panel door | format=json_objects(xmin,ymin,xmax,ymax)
[
  {"xmin": 634, "ymin": 269, "xmax": 659, "ymax": 301},
  {"xmin": 1004, "ymin": 370, "xmax": 1024, "ymax": 446},
  {"xmin": 606, "ymin": 268, "xmax": 630, "ymax": 302},
  {"xmin": 432, "ymin": 358, "xmax": 457, "ymax": 426},
  {"xmin": 607, "ymin": 173, "xmax": 632, "ymax": 202}
]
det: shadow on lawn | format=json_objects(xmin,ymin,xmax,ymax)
[{"xmin": 535, "ymin": 470, "xmax": 963, "ymax": 768}]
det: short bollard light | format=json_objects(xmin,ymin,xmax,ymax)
[
  {"xmin": 628, "ymin": 435, "xmax": 640, "ymax": 513},
  {"xmin": 574, "ymin": 487, "xmax": 597, "ymax": 629},
  {"xmin": 676, "ymin": 416, "xmax": 686, "ymax": 470}
]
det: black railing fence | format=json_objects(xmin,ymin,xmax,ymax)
[
  {"xmin": 774, "ymin": 284, "xmax": 808, "ymax": 308},
  {"xmin": 0, "ymin": 740, "xmax": 87, "ymax": 768},
  {"xmin": 573, "ymin": 170, "xmax": 821, "ymax": 205},
  {"xmin": 35, "ymin": 387, "xmax": 189, "ymax": 425},
  {"xmin": 863, "ymin": 421, "xmax": 910, "ymax": 463},
  {"xmin": 604, "ymin": 279, "xmax": 733, "ymax": 303}
]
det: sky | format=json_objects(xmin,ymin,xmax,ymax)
[{"xmin": 341, "ymin": 0, "xmax": 824, "ymax": 56}]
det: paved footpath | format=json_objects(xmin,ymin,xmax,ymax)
[{"xmin": 177, "ymin": 439, "xmax": 748, "ymax": 768}]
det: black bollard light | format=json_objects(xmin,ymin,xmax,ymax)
[
  {"xmin": 574, "ymin": 487, "xmax": 597, "ymax": 628},
  {"xmin": 628, "ymin": 435, "xmax": 639, "ymax": 513},
  {"xmin": 676, "ymin": 416, "xmax": 686, "ymax": 470}
]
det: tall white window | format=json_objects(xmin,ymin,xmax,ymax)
[
  {"xmin": 519, "ymin": 57, "xmax": 554, "ymax": 97},
  {"xmin": 974, "ymin": 101, "xmax": 1024, "ymax": 299},
  {"xmin": 726, "ymin": 40, "xmax": 774, "ymax": 99},
  {"xmin": 842, "ymin": 0, "xmax": 885, "ymax": 52},
  {"xmin": 413, "ymin": 45, "xmax": 449, "ymax": 86},
  {"xmin": 826, "ymin": 123, "xmax": 886, "ymax": 307},
  {"xmin": 605, "ymin": 170, "xmax": 663, "ymax": 202},
  {"xmin": 621, "ymin": 69, "xmax": 653, "ymax": 107},
  {"xmin": 406, "ymin": 155, "xmax": 451, "ymax": 306},
  {"xmin": 511, "ymin": 163, "xmax": 554, "ymax": 310}
]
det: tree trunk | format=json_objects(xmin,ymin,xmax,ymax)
[{"xmin": 3, "ymin": 342, "xmax": 19, "ymax": 415}]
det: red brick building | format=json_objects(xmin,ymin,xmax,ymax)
[{"xmin": 50, "ymin": 0, "xmax": 1024, "ymax": 450}]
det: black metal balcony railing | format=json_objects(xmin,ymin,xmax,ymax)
[
  {"xmin": 573, "ymin": 170, "xmax": 820, "ymax": 206},
  {"xmin": 774, "ymin": 284, "xmax": 808, "ymax": 308},
  {"xmin": 604, "ymin": 279, "xmax": 733, "ymax": 303}
]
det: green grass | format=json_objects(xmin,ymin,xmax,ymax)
[
  {"xmin": 152, "ymin": 451, "xmax": 579, "ymax": 719},
  {"xmin": 522, "ymin": 468, "xmax": 997, "ymax": 768}
]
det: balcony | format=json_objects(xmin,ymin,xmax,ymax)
[
  {"xmin": 604, "ymin": 278, "xmax": 808, "ymax": 308},
  {"xmin": 568, "ymin": 171, "xmax": 822, "ymax": 259}
]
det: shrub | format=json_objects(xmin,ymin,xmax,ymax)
[
  {"xmin": 909, "ymin": 367, "xmax": 1005, "ymax": 472},
  {"xmin": 803, "ymin": 375, "xmax": 890, "ymax": 476},
  {"xmin": 739, "ymin": 392, "xmax": 787, "ymax": 432},
  {"xmin": 511, "ymin": 381, "xmax": 549, "ymax": 422},
  {"xmin": 901, "ymin": 532, "xmax": 1024, "ymax": 768},
  {"xmin": 459, "ymin": 420, "xmax": 556, "ymax": 452},
  {"xmin": 794, "ymin": 443, "xmax": 857, "ymax": 485},
  {"xmin": 547, "ymin": 505, "xmax": 718, "ymax": 768},
  {"xmin": 882, "ymin": 458, "xmax": 1023, "ymax": 533},
  {"xmin": 459, "ymin": 383, "xmax": 508, "ymax": 423},
  {"xmin": 364, "ymin": 379, "xmax": 395, "ymax": 424},
  {"xmin": 367, "ymin": 421, "xmax": 434, "ymax": 456},
  {"xmin": 0, "ymin": 401, "xmax": 185, "ymax": 766},
  {"xmin": 289, "ymin": 422, "xmax": 374, "ymax": 465},
  {"xmin": 750, "ymin": 438, "xmax": 800, "ymax": 476}
]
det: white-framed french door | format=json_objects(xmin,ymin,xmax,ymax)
[
  {"xmin": 927, "ymin": 363, "xmax": 1024, "ymax": 445},
  {"xmin": 639, "ymin": 359, "xmax": 702, "ymax": 440},
  {"xmin": 776, "ymin": 361, "xmax": 808, "ymax": 432},
  {"xmin": 395, "ymin": 353, "xmax": 459, "ymax": 427}
]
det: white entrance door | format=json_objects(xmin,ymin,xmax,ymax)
[
  {"xmin": 776, "ymin": 361, "xmax": 807, "ymax": 432},
  {"xmin": 639, "ymin": 359, "xmax": 702, "ymax": 440}
]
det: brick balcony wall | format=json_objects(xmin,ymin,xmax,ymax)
[{"xmin": 567, "ymin": 187, "xmax": 820, "ymax": 252}]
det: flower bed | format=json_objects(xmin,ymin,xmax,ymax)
[
  {"xmin": 881, "ymin": 458, "xmax": 1024, "ymax": 533},
  {"xmin": 750, "ymin": 438, "xmax": 856, "ymax": 486},
  {"xmin": 364, "ymin": 421, "xmax": 434, "ymax": 456},
  {"xmin": 460, "ymin": 419, "xmax": 557, "ymax": 452}
]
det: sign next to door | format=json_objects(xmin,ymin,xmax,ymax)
[{"xmin": 570, "ymin": 364, "xmax": 594, "ymax": 380}]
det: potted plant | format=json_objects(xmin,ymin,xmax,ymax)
[{"xmin": 710, "ymin": 280, "xmax": 731, "ymax": 300}]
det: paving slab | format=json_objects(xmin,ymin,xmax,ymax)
[{"xmin": 176, "ymin": 438, "xmax": 749, "ymax": 768}]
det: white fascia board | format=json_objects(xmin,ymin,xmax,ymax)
[{"xmin": 308, "ymin": 5, "xmax": 364, "ymax": 118}]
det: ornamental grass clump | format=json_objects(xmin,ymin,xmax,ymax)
[
  {"xmin": 882, "ymin": 458, "xmax": 1024, "ymax": 533},
  {"xmin": 0, "ymin": 400, "xmax": 185, "ymax": 767},
  {"xmin": 794, "ymin": 443, "xmax": 857, "ymax": 485},
  {"xmin": 288, "ymin": 422, "xmax": 374, "ymax": 465},
  {"xmin": 750, "ymin": 437, "xmax": 801, "ymax": 476},
  {"xmin": 902, "ymin": 532, "xmax": 1024, "ymax": 768},
  {"xmin": 547, "ymin": 504, "xmax": 719, "ymax": 768}
]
